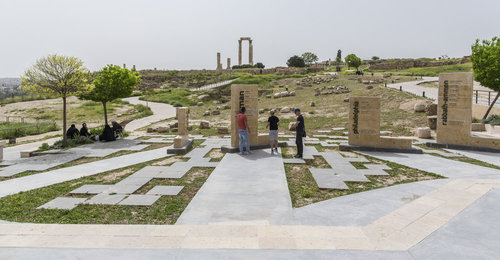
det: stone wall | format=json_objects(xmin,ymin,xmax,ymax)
[{"xmin": 367, "ymin": 57, "xmax": 470, "ymax": 71}]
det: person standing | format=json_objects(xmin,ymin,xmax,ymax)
[
  {"xmin": 237, "ymin": 107, "xmax": 251, "ymax": 155},
  {"xmin": 293, "ymin": 108, "xmax": 305, "ymax": 158},
  {"xmin": 266, "ymin": 110, "xmax": 279, "ymax": 155}
]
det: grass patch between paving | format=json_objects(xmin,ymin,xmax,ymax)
[{"xmin": 284, "ymin": 151, "xmax": 444, "ymax": 208}]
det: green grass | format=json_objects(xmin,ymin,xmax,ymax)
[
  {"xmin": 140, "ymin": 89, "xmax": 196, "ymax": 107},
  {"xmin": 0, "ymin": 121, "xmax": 60, "ymax": 139},
  {"xmin": 367, "ymin": 62, "xmax": 473, "ymax": 77},
  {"xmin": 0, "ymin": 94, "xmax": 58, "ymax": 106},
  {"xmin": 0, "ymin": 161, "xmax": 215, "ymax": 224},
  {"xmin": 284, "ymin": 152, "xmax": 443, "ymax": 207}
]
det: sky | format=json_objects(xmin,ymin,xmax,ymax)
[{"xmin": 1, "ymin": 0, "xmax": 499, "ymax": 77}]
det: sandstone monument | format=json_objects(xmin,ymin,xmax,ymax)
[
  {"xmin": 427, "ymin": 72, "xmax": 500, "ymax": 152},
  {"xmin": 227, "ymin": 58, "xmax": 231, "ymax": 70},
  {"xmin": 221, "ymin": 84, "xmax": 285, "ymax": 152},
  {"xmin": 167, "ymin": 107, "xmax": 193, "ymax": 154},
  {"xmin": 340, "ymin": 96, "xmax": 421, "ymax": 153},
  {"xmin": 238, "ymin": 37, "xmax": 253, "ymax": 66}
]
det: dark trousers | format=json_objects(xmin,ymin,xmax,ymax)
[{"xmin": 296, "ymin": 131, "xmax": 304, "ymax": 156}]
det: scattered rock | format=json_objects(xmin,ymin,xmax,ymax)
[
  {"xmin": 147, "ymin": 127, "xmax": 155, "ymax": 133},
  {"xmin": 427, "ymin": 116, "xmax": 437, "ymax": 130},
  {"xmin": 198, "ymin": 94, "xmax": 210, "ymax": 101},
  {"xmin": 157, "ymin": 126, "xmax": 170, "ymax": 133},
  {"xmin": 197, "ymin": 102, "xmax": 204, "ymax": 106},
  {"xmin": 425, "ymin": 103, "xmax": 437, "ymax": 116},
  {"xmin": 187, "ymin": 125, "xmax": 193, "ymax": 131},
  {"xmin": 289, "ymin": 91, "xmax": 296, "ymax": 96},
  {"xmin": 343, "ymin": 98, "xmax": 350, "ymax": 102},
  {"xmin": 171, "ymin": 128, "xmax": 178, "ymax": 133},
  {"xmin": 414, "ymin": 102, "xmax": 426, "ymax": 112},
  {"xmin": 259, "ymin": 109, "xmax": 265, "ymax": 114},
  {"xmin": 366, "ymin": 85, "xmax": 373, "ymax": 90},
  {"xmin": 310, "ymin": 101, "xmax": 315, "ymax": 107},
  {"xmin": 417, "ymin": 127, "xmax": 431, "ymax": 139},
  {"xmin": 221, "ymin": 104, "xmax": 230, "ymax": 110},
  {"xmin": 217, "ymin": 126, "xmax": 229, "ymax": 134},
  {"xmin": 199, "ymin": 120, "xmax": 210, "ymax": 129},
  {"xmin": 211, "ymin": 110, "xmax": 220, "ymax": 115},
  {"xmin": 280, "ymin": 106, "xmax": 291, "ymax": 113},
  {"xmin": 203, "ymin": 111, "xmax": 211, "ymax": 116},
  {"xmin": 266, "ymin": 95, "xmax": 271, "ymax": 98},
  {"xmin": 169, "ymin": 122, "xmax": 178, "ymax": 128},
  {"xmin": 213, "ymin": 100, "xmax": 221, "ymax": 104},
  {"xmin": 288, "ymin": 122, "xmax": 296, "ymax": 131}
]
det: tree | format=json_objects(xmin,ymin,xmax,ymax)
[
  {"xmin": 81, "ymin": 65, "xmax": 141, "ymax": 124},
  {"xmin": 345, "ymin": 54, "xmax": 362, "ymax": 71},
  {"xmin": 372, "ymin": 56, "xmax": 380, "ymax": 61},
  {"xmin": 301, "ymin": 52, "xmax": 319, "ymax": 66},
  {"xmin": 254, "ymin": 62, "xmax": 265, "ymax": 69},
  {"xmin": 21, "ymin": 54, "xmax": 91, "ymax": 147},
  {"xmin": 286, "ymin": 55, "xmax": 306, "ymax": 67},
  {"xmin": 335, "ymin": 49, "xmax": 342, "ymax": 65},
  {"xmin": 471, "ymin": 36, "xmax": 500, "ymax": 119}
]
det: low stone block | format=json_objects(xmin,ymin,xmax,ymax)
[
  {"xmin": 20, "ymin": 150, "xmax": 35, "ymax": 158},
  {"xmin": 414, "ymin": 102, "xmax": 426, "ymax": 112},
  {"xmin": 426, "ymin": 103, "xmax": 437, "ymax": 116},
  {"xmin": 417, "ymin": 127, "xmax": 432, "ymax": 139},
  {"xmin": 471, "ymin": 123, "xmax": 486, "ymax": 132},
  {"xmin": 199, "ymin": 120, "xmax": 210, "ymax": 129},
  {"xmin": 427, "ymin": 116, "xmax": 437, "ymax": 130},
  {"xmin": 289, "ymin": 122, "xmax": 296, "ymax": 131}
]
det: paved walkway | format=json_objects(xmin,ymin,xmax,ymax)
[
  {"xmin": 1, "ymin": 137, "xmax": 59, "ymax": 161},
  {"xmin": 189, "ymin": 78, "xmax": 239, "ymax": 92},
  {"xmin": 177, "ymin": 149, "xmax": 292, "ymax": 224},
  {"xmin": 122, "ymin": 97, "xmax": 176, "ymax": 131},
  {"xmin": 0, "ymin": 146, "xmax": 169, "ymax": 198},
  {"xmin": 388, "ymin": 77, "xmax": 500, "ymax": 108}
]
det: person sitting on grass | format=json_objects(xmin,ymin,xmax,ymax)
[
  {"xmin": 111, "ymin": 121, "xmax": 123, "ymax": 138},
  {"xmin": 66, "ymin": 124, "xmax": 79, "ymax": 139},
  {"xmin": 98, "ymin": 124, "xmax": 116, "ymax": 142},
  {"xmin": 79, "ymin": 123, "xmax": 91, "ymax": 138},
  {"xmin": 266, "ymin": 110, "xmax": 280, "ymax": 155}
]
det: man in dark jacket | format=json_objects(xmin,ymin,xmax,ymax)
[
  {"xmin": 66, "ymin": 124, "xmax": 79, "ymax": 139},
  {"xmin": 293, "ymin": 108, "xmax": 305, "ymax": 158}
]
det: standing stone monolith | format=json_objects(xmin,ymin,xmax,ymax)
[
  {"xmin": 168, "ymin": 107, "xmax": 193, "ymax": 154},
  {"xmin": 427, "ymin": 72, "xmax": 500, "ymax": 152}
]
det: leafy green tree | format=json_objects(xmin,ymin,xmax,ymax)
[
  {"xmin": 345, "ymin": 54, "xmax": 362, "ymax": 71},
  {"xmin": 254, "ymin": 62, "xmax": 265, "ymax": 69},
  {"xmin": 471, "ymin": 36, "xmax": 500, "ymax": 119},
  {"xmin": 82, "ymin": 65, "xmax": 141, "ymax": 124},
  {"xmin": 21, "ymin": 54, "xmax": 91, "ymax": 147},
  {"xmin": 336, "ymin": 49, "xmax": 342, "ymax": 65},
  {"xmin": 301, "ymin": 52, "xmax": 319, "ymax": 65},
  {"xmin": 287, "ymin": 55, "xmax": 306, "ymax": 67},
  {"xmin": 372, "ymin": 56, "xmax": 380, "ymax": 61}
]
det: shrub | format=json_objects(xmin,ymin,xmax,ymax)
[
  {"xmin": 481, "ymin": 114, "xmax": 500, "ymax": 125},
  {"xmin": 287, "ymin": 56, "xmax": 306, "ymax": 67}
]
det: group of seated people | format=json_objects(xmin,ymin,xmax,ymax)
[{"xmin": 66, "ymin": 121, "xmax": 123, "ymax": 142}]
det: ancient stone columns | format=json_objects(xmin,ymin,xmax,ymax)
[
  {"xmin": 216, "ymin": 52, "xmax": 223, "ymax": 73},
  {"xmin": 227, "ymin": 58, "xmax": 231, "ymax": 70},
  {"xmin": 238, "ymin": 37, "xmax": 254, "ymax": 66}
]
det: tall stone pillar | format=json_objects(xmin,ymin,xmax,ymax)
[
  {"xmin": 174, "ymin": 107, "xmax": 189, "ymax": 148},
  {"xmin": 227, "ymin": 58, "xmax": 231, "ymax": 70},
  {"xmin": 123, "ymin": 64, "xmax": 126, "ymax": 68},
  {"xmin": 248, "ymin": 40, "xmax": 253, "ymax": 66},
  {"xmin": 238, "ymin": 39, "xmax": 242, "ymax": 65},
  {"xmin": 216, "ymin": 52, "xmax": 222, "ymax": 73}
]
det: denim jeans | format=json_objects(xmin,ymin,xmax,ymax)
[{"xmin": 238, "ymin": 129, "xmax": 250, "ymax": 153}]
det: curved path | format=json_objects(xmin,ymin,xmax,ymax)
[{"xmin": 122, "ymin": 97, "xmax": 176, "ymax": 131}]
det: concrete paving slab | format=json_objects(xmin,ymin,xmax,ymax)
[
  {"xmin": 146, "ymin": 185, "xmax": 184, "ymax": 196},
  {"xmin": 309, "ymin": 168, "xmax": 349, "ymax": 189},
  {"xmin": 70, "ymin": 184, "xmax": 113, "ymax": 194},
  {"xmin": 118, "ymin": 194, "xmax": 161, "ymax": 206},
  {"xmin": 85, "ymin": 194, "xmax": 127, "ymax": 205},
  {"xmin": 37, "ymin": 197, "xmax": 87, "ymax": 210},
  {"xmin": 282, "ymin": 158, "xmax": 306, "ymax": 164},
  {"xmin": 176, "ymin": 149, "xmax": 292, "ymax": 225}
]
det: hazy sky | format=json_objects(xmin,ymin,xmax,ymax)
[{"xmin": 1, "ymin": 0, "xmax": 499, "ymax": 77}]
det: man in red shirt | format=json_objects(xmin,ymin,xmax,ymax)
[{"xmin": 237, "ymin": 107, "xmax": 251, "ymax": 154}]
